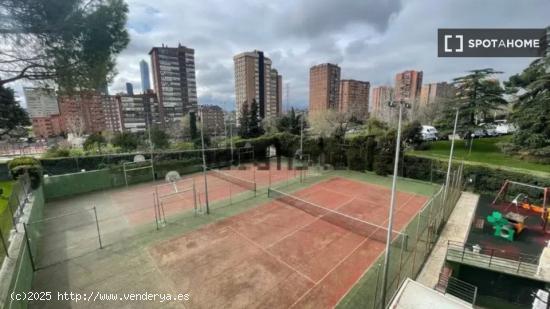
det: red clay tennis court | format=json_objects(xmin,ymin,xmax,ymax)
[
  {"xmin": 149, "ymin": 176, "xmax": 427, "ymax": 308},
  {"xmin": 111, "ymin": 164, "xmax": 304, "ymax": 225}
]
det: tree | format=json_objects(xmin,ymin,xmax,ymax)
[
  {"xmin": 83, "ymin": 132, "xmax": 106, "ymax": 153},
  {"xmin": 65, "ymin": 115, "xmax": 85, "ymax": 138},
  {"xmin": 277, "ymin": 108, "xmax": 304, "ymax": 135},
  {"xmin": 0, "ymin": 0, "xmax": 130, "ymax": 91},
  {"xmin": 0, "ymin": 85, "xmax": 30, "ymax": 138},
  {"xmin": 238, "ymin": 101, "xmax": 250, "ymax": 138},
  {"xmin": 112, "ymin": 132, "xmax": 139, "ymax": 152},
  {"xmin": 441, "ymin": 69, "xmax": 507, "ymax": 131},
  {"xmin": 149, "ymin": 127, "xmax": 170, "ymax": 149},
  {"xmin": 402, "ymin": 120, "xmax": 424, "ymax": 150},
  {"xmin": 309, "ymin": 110, "xmax": 350, "ymax": 141},
  {"xmin": 189, "ymin": 112, "xmax": 198, "ymax": 140},
  {"xmin": 248, "ymin": 99, "xmax": 263, "ymax": 138},
  {"xmin": 505, "ymin": 56, "xmax": 550, "ymax": 149},
  {"xmin": 373, "ymin": 130, "xmax": 398, "ymax": 176}
]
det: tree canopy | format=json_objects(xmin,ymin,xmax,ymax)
[
  {"xmin": 0, "ymin": 0, "xmax": 129, "ymax": 91},
  {"xmin": 439, "ymin": 68, "xmax": 507, "ymax": 131},
  {"xmin": 506, "ymin": 56, "xmax": 550, "ymax": 149},
  {"xmin": 0, "ymin": 85, "xmax": 30, "ymax": 138}
]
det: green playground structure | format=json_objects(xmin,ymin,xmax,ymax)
[{"xmin": 487, "ymin": 211, "xmax": 516, "ymax": 241}]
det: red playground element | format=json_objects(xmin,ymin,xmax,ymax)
[{"xmin": 492, "ymin": 180, "xmax": 550, "ymax": 232}]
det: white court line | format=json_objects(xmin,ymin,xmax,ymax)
[
  {"xmin": 265, "ymin": 194, "xmax": 355, "ymax": 250},
  {"xmin": 288, "ymin": 193, "xmax": 416, "ymax": 308},
  {"xmin": 227, "ymin": 226, "xmax": 316, "ymax": 285}
]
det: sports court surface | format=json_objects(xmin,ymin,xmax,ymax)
[
  {"xmin": 30, "ymin": 169, "xmax": 432, "ymax": 308},
  {"xmin": 148, "ymin": 177, "xmax": 427, "ymax": 308}
]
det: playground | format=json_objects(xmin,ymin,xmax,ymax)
[
  {"xmin": 466, "ymin": 180, "xmax": 550, "ymax": 259},
  {"xmin": 26, "ymin": 166, "xmax": 444, "ymax": 308}
]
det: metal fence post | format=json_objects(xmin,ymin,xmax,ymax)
[
  {"xmin": 22, "ymin": 224, "xmax": 35, "ymax": 271},
  {"xmin": 0, "ymin": 226, "xmax": 9, "ymax": 258},
  {"xmin": 92, "ymin": 207, "xmax": 103, "ymax": 249},
  {"xmin": 153, "ymin": 193, "xmax": 159, "ymax": 230}
]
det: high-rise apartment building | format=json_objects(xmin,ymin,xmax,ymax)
[
  {"xmin": 269, "ymin": 69, "xmax": 283, "ymax": 117},
  {"xmin": 394, "ymin": 70, "xmax": 423, "ymax": 103},
  {"xmin": 140, "ymin": 59, "xmax": 151, "ymax": 92},
  {"xmin": 102, "ymin": 96, "xmax": 123, "ymax": 132},
  {"xmin": 150, "ymin": 44, "xmax": 198, "ymax": 122},
  {"xmin": 339, "ymin": 79, "xmax": 370, "ymax": 120},
  {"xmin": 126, "ymin": 83, "xmax": 134, "ymax": 96},
  {"xmin": 309, "ymin": 63, "xmax": 341, "ymax": 114},
  {"xmin": 419, "ymin": 82, "xmax": 455, "ymax": 106},
  {"xmin": 23, "ymin": 88, "xmax": 59, "ymax": 118},
  {"xmin": 233, "ymin": 50, "xmax": 282, "ymax": 125},
  {"xmin": 117, "ymin": 93, "xmax": 162, "ymax": 132},
  {"xmin": 198, "ymin": 105, "xmax": 225, "ymax": 136},
  {"xmin": 371, "ymin": 86, "xmax": 394, "ymax": 122},
  {"xmin": 23, "ymin": 88, "xmax": 62, "ymax": 138},
  {"xmin": 58, "ymin": 92, "xmax": 106, "ymax": 134}
]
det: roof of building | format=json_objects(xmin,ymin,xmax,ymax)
[{"xmin": 389, "ymin": 278, "xmax": 473, "ymax": 309}]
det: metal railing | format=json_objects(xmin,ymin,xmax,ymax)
[
  {"xmin": 436, "ymin": 272, "xmax": 478, "ymax": 305},
  {"xmin": 445, "ymin": 240, "xmax": 540, "ymax": 278}
]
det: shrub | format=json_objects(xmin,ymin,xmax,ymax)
[{"xmin": 8, "ymin": 156, "xmax": 43, "ymax": 189}]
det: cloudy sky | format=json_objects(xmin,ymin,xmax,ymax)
[{"xmin": 15, "ymin": 0, "xmax": 550, "ymax": 110}]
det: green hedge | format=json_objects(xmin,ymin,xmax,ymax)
[
  {"xmin": 403, "ymin": 155, "xmax": 550, "ymax": 195},
  {"xmin": 43, "ymin": 157, "xmax": 209, "ymax": 200}
]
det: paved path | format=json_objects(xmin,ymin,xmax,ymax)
[{"xmin": 416, "ymin": 192, "xmax": 479, "ymax": 288}]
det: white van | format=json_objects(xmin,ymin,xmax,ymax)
[
  {"xmin": 494, "ymin": 120, "xmax": 517, "ymax": 135},
  {"xmin": 421, "ymin": 125, "xmax": 439, "ymax": 141}
]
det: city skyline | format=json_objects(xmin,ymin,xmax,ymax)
[{"xmin": 9, "ymin": 0, "xmax": 550, "ymax": 110}]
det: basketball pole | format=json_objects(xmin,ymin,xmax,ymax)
[
  {"xmin": 381, "ymin": 100, "xmax": 409, "ymax": 307},
  {"xmin": 200, "ymin": 106, "xmax": 210, "ymax": 215}
]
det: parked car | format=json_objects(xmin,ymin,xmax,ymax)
[
  {"xmin": 494, "ymin": 120, "xmax": 517, "ymax": 135},
  {"xmin": 482, "ymin": 124, "xmax": 499, "ymax": 137},
  {"xmin": 472, "ymin": 129, "xmax": 487, "ymax": 138},
  {"xmin": 421, "ymin": 125, "xmax": 439, "ymax": 141}
]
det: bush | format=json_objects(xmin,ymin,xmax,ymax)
[
  {"xmin": 8, "ymin": 156, "xmax": 43, "ymax": 189},
  {"xmin": 43, "ymin": 146, "xmax": 71, "ymax": 158}
]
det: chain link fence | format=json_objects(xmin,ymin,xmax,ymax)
[
  {"xmin": 337, "ymin": 164, "xmax": 465, "ymax": 309},
  {"xmin": 0, "ymin": 174, "xmax": 31, "ymax": 265}
]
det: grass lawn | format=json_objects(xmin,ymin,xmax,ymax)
[
  {"xmin": 0, "ymin": 180, "xmax": 13, "ymax": 261},
  {"xmin": 408, "ymin": 136, "xmax": 550, "ymax": 177}
]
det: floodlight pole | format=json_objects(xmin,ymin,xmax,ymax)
[
  {"xmin": 300, "ymin": 111, "xmax": 304, "ymax": 160},
  {"xmin": 230, "ymin": 117, "xmax": 234, "ymax": 165},
  {"xmin": 200, "ymin": 107, "xmax": 210, "ymax": 214},
  {"xmin": 381, "ymin": 100, "xmax": 408, "ymax": 307},
  {"xmin": 444, "ymin": 108, "xmax": 460, "ymax": 202}
]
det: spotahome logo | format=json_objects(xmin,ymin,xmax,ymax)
[{"xmin": 438, "ymin": 28, "xmax": 547, "ymax": 57}]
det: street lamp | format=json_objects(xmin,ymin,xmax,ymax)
[
  {"xmin": 381, "ymin": 100, "xmax": 411, "ymax": 307},
  {"xmin": 468, "ymin": 133, "xmax": 475, "ymax": 156}
]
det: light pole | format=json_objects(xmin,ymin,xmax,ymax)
[
  {"xmin": 468, "ymin": 133, "xmax": 475, "ymax": 156},
  {"xmin": 199, "ymin": 107, "xmax": 210, "ymax": 214},
  {"xmin": 300, "ymin": 111, "xmax": 304, "ymax": 160},
  {"xmin": 381, "ymin": 100, "xmax": 410, "ymax": 307},
  {"xmin": 444, "ymin": 108, "xmax": 460, "ymax": 202}
]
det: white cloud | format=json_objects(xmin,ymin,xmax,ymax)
[{"xmin": 12, "ymin": 0, "xmax": 550, "ymax": 110}]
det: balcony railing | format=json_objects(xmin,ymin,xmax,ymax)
[
  {"xmin": 436, "ymin": 272, "xmax": 478, "ymax": 305},
  {"xmin": 445, "ymin": 240, "xmax": 540, "ymax": 278}
]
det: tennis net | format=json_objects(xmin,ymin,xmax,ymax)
[
  {"xmin": 268, "ymin": 188, "xmax": 404, "ymax": 244},
  {"xmin": 210, "ymin": 169, "xmax": 257, "ymax": 192}
]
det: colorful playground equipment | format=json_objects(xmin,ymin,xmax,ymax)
[
  {"xmin": 486, "ymin": 211, "xmax": 527, "ymax": 241},
  {"xmin": 492, "ymin": 180, "xmax": 550, "ymax": 232}
]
